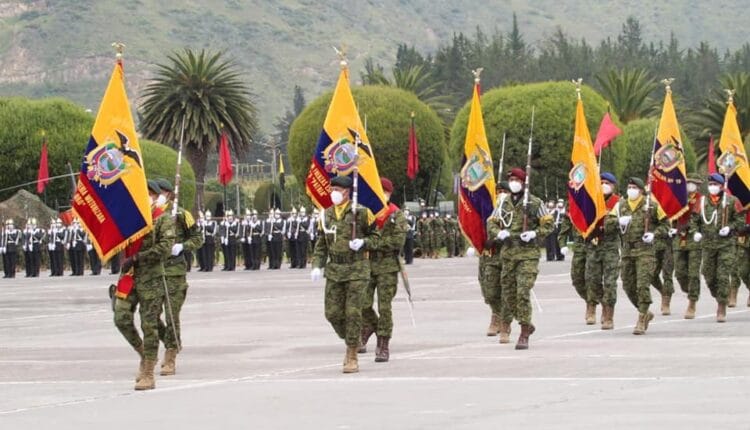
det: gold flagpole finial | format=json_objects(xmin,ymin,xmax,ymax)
[
  {"xmin": 572, "ymin": 78, "xmax": 583, "ymax": 99},
  {"xmin": 410, "ymin": 111, "xmax": 415, "ymax": 118},
  {"xmin": 333, "ymin": 45, "xmax": 348, "ymax": 69},
  {"xmin": 472, "ymin": 68, "xmax": 484, "ymax": 84},
  {"xmin": 111, "ymin": 42, "xmax": 125, "ymax": 59},
  {"xmin": 725, "ymin": 88, "xmax": 736, "ymax": 104},
  {"xmin": 661, "ymin": 78, "xmax": 675, "ymax": 94}
]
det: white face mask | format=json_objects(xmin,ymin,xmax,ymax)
[
  {"xmin": 330, "ymin": 190, "xmax": 344, "ymax": 205},
  {"xmin": 156, "ymin": 195, "xmax": 168, "ymax": 207},
  {"xmin": 627, "ymin": 188, "xmax": 641, "ymax": 200},
  {"xmin": 509, "ymin": 181, "xmax": 523, "ymax": 194},
  {"xmin": 687, "ymin": 183, "xmax": 698, "ymax": 193},
  {"xmin": 708, "ymin": 184, "xmax": 721, "ymax": 196},
  {"xmin": 602, "ymin": 183, "xmax": 613, "ymax": 195}
]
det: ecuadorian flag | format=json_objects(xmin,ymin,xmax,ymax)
[
  {"xmin": 458, "ymin": 83, "xmax": 495, "ymax": 253},
  {"xmin": 72, "ymin": 60, "xmax": 152, "ymax": 262},
  {"xmin": 651, "ymin": 88, "xmax": 688, "ymax": 220},
  {"xmin": 567, "ymin": 97, "xmax": 607, "ymax": 239},
  {"xmin": 719, "ymin": 100, "xmax": 750, "ymax": 209},
  {"xmin": 305, "ymin": 64, "xmax": 387, "ymax": 216}
]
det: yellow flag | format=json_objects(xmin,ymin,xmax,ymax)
[{"xmin": 718, "ymin": 101, "xmax": 750, "ymax": 209}]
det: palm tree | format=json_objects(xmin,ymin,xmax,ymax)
[
  {"xmin": 139, "ymin": 49, "xmax": 258, "ymax": 211},
  {"xmin": 595, "ymin": 68, "xmax": 659, "ymax": 124},
  {"xmin": 361, "ymin": 61, "xmax": 451, "ymax": 118}
]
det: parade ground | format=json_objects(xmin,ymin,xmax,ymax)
[{"xmin": 1, "ymin": 256, "xmax": 749, "ymax": 429}]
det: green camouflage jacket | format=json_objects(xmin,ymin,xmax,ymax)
[
  {"xmin": 164, "ymin": 205, "xmax": 204, "ymax": 277},
  {"xmin": 134, "ymin": 214, "xmax": 176, "ymax": 283},
  {"xmin": 490, "ymin": 192, "xmax": 554, "ymax": 261},
  {"xmin": 698, "ymin": 193, "xmax": 743, "ymax": 249},
  {"xmin": 369, "ymin": 206, "xmax": 408, "ymax": 274},
  {"xmin": 613, "ymin": 196, "xmax": 667, "ymax": 257}
]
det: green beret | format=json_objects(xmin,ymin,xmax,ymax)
[
  {"xmin": 628, "ymin": 177, "xmax": 645, "ymax": 190},
  {"xmin": 330, "ymin": 176, "xmax": 353, "ymax": 188},
  {"xmin": 147, "ymin": 179, "xmax": 161, "ymax": 194},
  {"xmin": 156, "ymin": 178, "xmax": 174, "ymax": 192}
]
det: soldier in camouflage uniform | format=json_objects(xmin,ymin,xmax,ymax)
[
  {"xmin": 581, "ymin": 172, "xmax": 621, "ymax": 329},
  {"xmin": 432, "ymin": 211, "xmax": 445, "ymax": 258},
  {"xmin": 419, "ymin": 212, "xmax": 432, "ymax": 258},
  {"xmin": 698, "ymin": 173, "xmax": 744, "ymax": 322},
  {"xmin": 728, "ymin": 207, "xmax": 750, "ymax": 307},
  {"xmin": 616, "ymin": 178, "xmax": 668, "ymax": 335},
  {"xmin": 360, "ymin": 178, "xmax": 407, "ymax": 362},
  {"xmin": 311, "ymin": 176, "xmax": 381, "ymax": 373},
  {"xmin": 485, "ymin": 181, "xmax": 511, "ymax": 342},
  {"xmin": 558, "ymin": 213, "xmax": 587, "ymax": 319},
  {"xmin": 493, "ymin": 168, "xmax": 553, "ymax": 350},
  {"xmin": 444, "ymin": 214, "xmax": 456, "ymax": 258},
  {"xmin": 673, "ymin": 174, "xmax": 703, "ymax": 319},
  {"xmin": 651, "ymin": 207, "xmax": 675, "ymax": 316},
  {"xmin": 155, "ymin": 178, "xmax": 203, "ymax": 377}
]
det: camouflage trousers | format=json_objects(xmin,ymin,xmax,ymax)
[
  {"xmin": 620, "ymin": 250, "xmax": 654, "ymax": 314},
  {"xmin": 325, "ymin": 279, "xmax": 365, "ymax": 347},
  {"xmin": 500, "ymin": 258, "xmax": 539, "ymax": 325},
  {"xmin": 445, "ymin": 237, "xmax": 456, "ymax": 258},
  {"xmin": 483, "ymin": 261, "xmax": 503, "ymax": 317},
  {"xmin": 362, "ymin": 272, "xmax": 397, "ymax": 337},
  {"xmin": 136, "ymin": 278, "xmax": 166, "ymax": 361},
  {"xmin": 674, "ymin": 248, "xmax": 702, "ymax": 301},
  {"xmin": 731, "ymin": 245, "xmax": 750, "ymax": 292},
  {"xmin": 157, "ymin": 275, "xmax": 188, "ymax": 350},
  {"xmin": 702, "ymin": 246, "xmax": 734, "ymax": 305},
  {"xmin": 114, "ymin": 292, "xmax": 141, "ymax": 351},
  {"xmin": 651, "ymin": 245, "xmax": 674, "ymax": 297},
  {"xmin": 585, "ymin": 246, "xmax": 620, "ymax": 306},
  {"xmin": 570, "ymin": 248, "xmax": 587, "ymax": 302}
]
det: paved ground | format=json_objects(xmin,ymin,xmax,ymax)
[{"xmin": 1, "ymin": 255, "xmax": 749, "ymax": 429}]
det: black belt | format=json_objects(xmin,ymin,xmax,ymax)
[
  {"xmin": 329, "ymin": 253, "xmax": 366, "ymax": 264},
  {"xmin": 370, "ymin": 250, "xmax": 398, "ymax": 259}
]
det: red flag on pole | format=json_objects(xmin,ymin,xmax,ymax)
[
  {"xmin": 218, "ymin": 131, "xmax": 233, "ymax": 185},
  {"xmin": 707, "ymin": 134, "xmax": 717, "ymax": 174},
  {"xmin": 36, "ymin": 139, "xmax": 49, "ymax": 194},
  {"xmin": 407, "ymin": 114, "xmax": 419, "ymax": 180},
  {"xmin": 593, "ymin": 112, "xmax": 622, "ymax": 156}
]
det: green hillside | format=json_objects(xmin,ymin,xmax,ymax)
[{"xmin": 1, "ymin": 0, "xmax": 749, "ymax": 131}]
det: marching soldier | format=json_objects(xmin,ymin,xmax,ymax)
[
  {"xmin": 673, "ymin": 174, "xmax": 703, "ymax": 318},
  {"xmin": 698, "ymin": 173, "xmax": 743, "ymax": 322},
  {"xmin": 360, "ymin": 178, "xmax": 407, "ymax": 362},
  {"xmin": 418, "ymin": 211, "xmax": 430, "ymax": 258},
  {"xmin": 119, "ymin": 179, "xmax": 175, "ymax": 390},
  {"xmin": 2, "ymin": 219, "xmax": 20, "ymax": 278},
  {"xmin": 558, "ymin": 210, "xmax": 587, "ymax": 322},
  {"xmin": 444, "ymin": 214, "xmax": 456, "ymax": 258},
  {"xmin": 296, "ymin": 207, "xmax": 312, "ymax": 269},
  {"xmin": 311, "ymin": 175, "xmax": 381, "ymax": 373},
  {"xmin": 155, "ymin": 178, "xmax": 203, "ymax": 377},
  {"xmin": 581, "ymin": 172, "xmax": 621, "ymax": 329},
  {"xmin": 730, "ymin": 208, "xmax": 750, "ymax": 307},
  {"xmin": 287, "ymin": 208, "xmax": 299, "ymax": 268},
  {"xmin": 494, "ymin": 168, "xmax": 553, "ymax": 349},
  {"xmin": 269, "ymin": 208, "xmax": 285, "ymax": 269},
  {"xmin": 431, "ymin": 211, "xmax": 444, "ymax": 258},
  {"xmin": 485, "ymin": 181, "xmax": 511, "ymax": 340},
  {"xmin": 68, "ymin": 218, "xmax": 87, "ymax": 276},
  {"xmin": 220, "ymin": 210, "xmax": 239, "ymax": 271},
  {"xmin": 241, "ymin": 209, "xmax": 253, "ymax": 270},
  {"xmin": 652, "ymin": 209, "xmax": 675, "ymax": 315},
  {"xmin": 49, "ymin": 219, "xmax": 67, "ymax": 276},
  {"xmin": 616, "ymin": 177, "xmax": 667, "ymax": 334},
  {"xmin": 403, "ymin": 208, "xmax": 416, "ymax": 264}
]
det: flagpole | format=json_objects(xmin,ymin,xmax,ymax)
[{"xmin": 172, "ymin": 116, "xmax": 186, "ymax": 217}]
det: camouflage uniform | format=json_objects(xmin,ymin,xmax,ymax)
[
  {"xmin": 616, "ymin": 196, "xmax": 667, "ymax": 319},
  {"xmin": 444, "ymin": 216, "xmax": 457, "ymax": 258},
  {"xmin": 362, "ymin": 205, "xmax": 407, "ymax": 352},
  {"xmin": 651, "ymin": 219, "xmax": 675, "ymax": 301},
  {"xmin": 584, "ymin": 194, "xmax": 621, "ymax": 307},
  {"xmin": 729, "ymin": 210, "xmax": 750, "ymax": 306},
  {"xmin": 484, "ymin": 214, "xmax": 507, "ymax": 321},
  {"xmin": 699, "ymin": 193, "xmax": 743, "ymax": 307},
  {"xmin": 418, "ymin": 216, "xmax": 432, "ymax": 257},
  {"xmin": 313, "ymin": 202, "xmax": 380, "ymax": 348},
  {"xmin": 557, "ymin": 216, "xmax": 587, "ymax": 301},
  {"xmin": 496, "ymin": 193, "xmax": 553, "ymax": 329},
  {"xmin": 114, "ymin": 288, "xmax": 142, "ymax": 350},
  {"xmin": 431, "ymin": 215, "xmax": 445, "ymax": 257},
  {"xmin": 672, "ymin": 192, "xmax": 703, "ymax": 303}
]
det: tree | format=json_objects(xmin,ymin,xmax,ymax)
[
  {"xmin": 288, "ymin": 85, "xmax": 446, "ymax": 204},
  {"xmin": 595, "ymin": 68, "xmax": 659, "ymax": 124},
  {"xmin": 449, "ymin": 82, "xmax": 626, "ymax": 199},
  {"xmin": 139, "ymin": 49, "xmax": 258, "ymax": 211},
  {"xmin": 618, "ymin": 118, "xmax": 696, "ymax": 182},
  {"xmin": 274, "ymin": 85, "xmax": 307, "ymax": 148}
]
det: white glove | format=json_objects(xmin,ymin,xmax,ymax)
[
  {"xmin": 221, "ymin": 238, "xmax": 227, "ymax": 245},
  {"xmin": 466, "ymin": 247, "xmax": 476, "ymax": 257},
  {"xmin": 240, "ymin": 238, "xmax": 246, "ymax": 243},
  {"xmin": 618, "ymin": 216, "xmax": 632, "ymax": 227},
  {"xmin": 719, "ymin": 226, "xmax": 731, "ymax": 237},
  {"xmin": 0, "ymin": 247, "xmax": 5, "ymax": 254},
  {"xmin": 520, "ymin": 231, "xmax": 537, "ymax": 242},
  {"xmin": 247, "ymin": 237, "xmax": 252, "ymax": 244},
  {"xmin": 86, "ymin": 244, "xmax": 93, "ymax": 251},
  {"xmin": 561, "ymin": 246, "xmax": 569, "ymax": 256},
  {"xmin": 310, "ymin": 267, "xmax": 322, "ymax": 282},
  {"xmin": 349, "ymin": 238, "xmax": 364, "ymax": 251},
  {"xmin": 48, "ymin": 244, "xmax": 55, "ymax": 251},
  {"xmin": 268, "ymin": 234, "xmax": 273, "ymax": 241},
  {"xmin": 642, "ymin": 232, "xmax": 655, "ymax": 243},
  {"xmin": 693, "ymin": 232, "xmax": 703, "ymax": 242},
  {"xmin": 65, "ymin": 244, "xmax": 70, "ymax": 250},
  {"xmin": 668, "ymin": 228, "xmax": 678, "ymax": 238},
  {"xmin": 497, "ymin": 230, "xmax": 510, "ymax": 240},
  {"xmin": 171, "ymin": 243, "xmax": 184, "ymax": 256}
]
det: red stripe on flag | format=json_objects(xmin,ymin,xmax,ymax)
[
  {"xmin": 458, "ymin": 189, "xmax": 486, "ymax": 252},
  {"xmin": 305, "ymin": 158, "xmax": 333, "ymax": 208},
  {"xmin": 73, "ymin": 174, "xmax": 126, "ymax": 255}
]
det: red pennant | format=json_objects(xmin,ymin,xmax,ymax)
[
  {"xmin": 36, "ymin": 141, "xmax": 49, "ymax": 194},
  {"xmin": 407, "ymin": 117, "xmax": 419, "ymax": 180},
  {"xmin": 707, "ymin": 134, "xmax": 717, "ymax": 174},
  {"xmin": 594, "ymin": 112, "xmax": 622, "ymax": 156},
  {"xmin": 218, "ymin": 131, "xmax": 233, "ymax": 186}
]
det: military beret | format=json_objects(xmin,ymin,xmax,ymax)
[
  {"xmin": 507, "ymin": 167, "xmax": 526, "ymax": 182},
  {"xmin": 380, "ymin": 177, "xmax": 394, "ymax": 193},
  {"xmin": 147, "ymin": 179, "xmax": 161, "ymax": 194},
  {"xmin": 628, "ymin": 177, "xmax": 645, "ymax": 190},
  {"xmin": 156, "ymin": 178, "xmax": 174, "ymax": 192},
  {"xmin": 600, "ymin": 171, "xmax": 617, "ymax": 184},
  {"xmin": 686, "ymin": 173, "xmax": 703, "ymax": 184},
  {"xmin": 708, "ymin": 173, "xmax": 725, "ymax": 185},
  {"xmin": 330, "ymin": 175, "xmax": 352, "ymax": 188}
]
